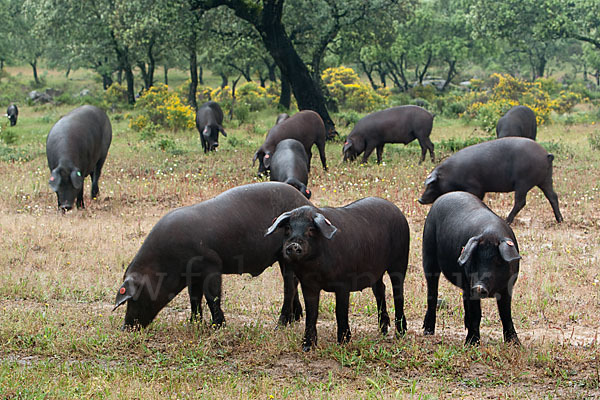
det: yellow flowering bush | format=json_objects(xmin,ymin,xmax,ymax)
[
  {"xmin": 322, "ymin": 66, "xmax": 386, "ymax": 112},
  {"xmin": 128, "ymin": 84, "xmax": 195, "ymax": 132},
  {"xmin": 237, "ymin": 82, "xmax": 276, "ymax": 111},
  {"xmin": 462, "ymin": 74, "xmax": 583, "ymax": 132}
]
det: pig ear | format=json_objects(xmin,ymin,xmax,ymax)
[
  {"xmin": 425, "ymin": 170, "xmax": 437, "ymax": 186},
  {"xmin": 113, "ymin": 278, "xmax": 136, "ymax": 311},
  {"xmin": 458, "ymin": 235, "xmax": 481, "ymax": 267},
  {"xmin": 202, "ymin": 126, "xmax": 210, "ymax": 138},
  {"xmin": 218, "ymin": 126, "xmax": 227, "ymax": 137},
  {"xmin": 499, "ymin": 239, "xmax": 521, "ymax": 263},
  {"xmin": 49, "ymin": 168, "xmax": 61, "ymax": 192},
  {"xmin": 252, "ymin": 150, "xmax": 260, "ymax": 165},
  {"xmin": 343, "ymin": 139, "xmax": 353, "ymax": 152},
  {"xmin": 263, "ymin": 152, "xmax": 272, "ymax": 168},
  {"xmin": 265, "ymin": 211, "xmax": 292, "ymax": 236},
  {"xmin": 314, "ymin": 213, "xmax": 338, "ymax": 240},
  {"xmin": 70, "ymin": 169, "xmax": 83, "ymax": 190}
]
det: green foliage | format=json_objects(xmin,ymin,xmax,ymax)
[
  {"xmin": 236, "ymin": 82, "xmax": 274, "ymax": 111},
  {"xmin": 0, "ymin": 125, "xmax": 18, "ymax": 145},
  {"xmin": 104, "ymin": 83, "xmax": 129, "ymax": 108},
  {"xmin": 438, "ymin": 136, "xmax": 490, "ymax": 152},
  {"xmin": 588, "ymin": 131, "xmax": 600, "ymax": 150}
]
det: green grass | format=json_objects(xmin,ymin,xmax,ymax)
[{"xmin": 0, "ymin": 67, "xmax": 599, "ymax": 398}]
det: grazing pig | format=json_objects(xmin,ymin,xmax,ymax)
[
  {"xmin": 418, "ymin": 137, "xmax": 563, "ymax": 224},
  {"xmin": 114, "ymin": 182, "xmax": 312, "ymax": 329},
  {"xmin": 270, "ymin": 139, "xmax": 311, "ymax": 199},
  {"xmin": 496, "ymin": 105, "xmax": 537, "ymax": 140},
  {"xmin": 266, "ymin": 198, "xmax": 410, "ymax": 351},
  {"xmin": 196, "ymin": 101, "xmax": 227, "ymax": 152},
  {"xmin": 275, "ymin": 113, "xmax": 289, "ymax": 124},
  {"xmin": 46, "ymin": 105, "xmax": 112, "ymax": 211},
  {"xmin": 422, "ymin": 191, "xmax": 521, "ymax": 344},
  {"xmin": 6, "ymin": 104, "xmax": 18, "ymax": 126},
  {"xmin": 253, "ymin": 110, "xmax": 327, "ymax": 174},
  {"xmin": 343, "ymin": 105, "xmax": 435, "ymax": 164}
]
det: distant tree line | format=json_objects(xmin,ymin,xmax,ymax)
[{"xmin": 1, "ymin": 0, "xmax": 600, "ymax": 134}]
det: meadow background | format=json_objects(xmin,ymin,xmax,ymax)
[{"xmin": 0, "ymin": 65, "xmax": 599, "ymax": 398}]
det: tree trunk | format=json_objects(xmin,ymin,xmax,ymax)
[
  {"xmin": 124, "ymin": 66, "xmax": 135, "ymax": 104},
  {"xmin": 102, "ymin": 73, "xmax": 113, "ymax": 90},
  {"xmin": 164, "ymin": 65, "xmax": 168, "ymax": 85},
  {"xmin": 360, "ymin": 61, "xmax": 379, "ymax": 90},
  {"xmin": 229, "ymin": 76, "xmax": 241, "ymax": 120},
  {"xmin": 279, "ymin": 71, "xmax": 291, "ymax": 110},
  {"xmin": 138, "ymin": 62, "xmax": 150, "ymax": 89},
  {"xmin": 189, "ymin": 49, "xmax": 198, "ymax": 109},
  {"xmin": 117, "ymin": 69, "xmax": 123, "ymax": 84},
  {"xmin": 417, "ymin": 52, "xmax": 432, "ymax": 85},
  {"xmin": 441, "ymin": 60, "xmax": 457, "ymax": 92},
  {"xmin": 30, "ymin": 59, "xmax": 40, "ymax": 85},
  {"xmin": 198, "ymin": 66, "xmax": 204, "ymax": 85},
  {"xmin": 194, "ymin": 0, "xmax": 337, "ymax": 137},
  {"xmin": 146, "ymin": 40, "xmax": 156, "ymax": 88},
  {"xmin": 220, "ymin": 73, "xmax": 228, "ymax": 88}
]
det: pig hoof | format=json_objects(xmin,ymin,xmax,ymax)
[{"xmin": 423, "ymin": 329, "xmax": 434, "ymax": 336}]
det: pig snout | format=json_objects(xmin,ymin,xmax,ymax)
[
  {"xmin": 470, "ymin": 284, "xmax": 489, "ymax": 299},
  {"xmin": 284, "ymin": 242, "xmax": 304, "ymax": 260}
]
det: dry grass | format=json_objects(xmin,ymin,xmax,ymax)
[{"xmin": 0, "ymin": 102, "xmax": 599, "ymax": 399}]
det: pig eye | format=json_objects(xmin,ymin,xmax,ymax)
[
  {"xmin": 283, "ymin": 225, "xmax": 291, "ymax": 236},
  {"xmin": 307, "ymin": 227, "xmax": 318, "ymax": 237}
]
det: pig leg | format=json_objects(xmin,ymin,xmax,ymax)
[
  {"xmin": 496, "ymin": 288, "xmax": 520, "ymax": 344},
  {"xmin": 538, "ymin": 180, "xmax": 563, "ymax": 223},
  {"xmin": 372, "ymin": 278, "xmax": 390, "ymax": 335},
  {"xmin": 375, "ymin": 144, "xmax": 385, "ymax": 164},
  {"xmin": 361, "ymin": 143, "xmax": 377, "ymax": 164},
  {"xmin": 278, "ymin": 263, "xmax": 303, "ymax": 326},
  {"xmin": 306, "ymin": 148, "xmax": 312, "ymax": 172},
  {"xmin": 188, "ymin": 278, "xmax": 204, "ymax": 322},
  {"xmin": 335, "ymin": 289, "xmax": 351, "ymax": 344},
  {"xmin": 417, "ymin": 136, "xmax": 435, "ymax": 163},
  {"xmin": 317, "ymin": 141, "xmax": 328, "ymax": 171},
  {"xmin": 506, "ymin": 187, "xmax": 529, "ymax": 224},
  {"xmin": 463, "ymin": 295, "xmax": 482, "ymax": 345},
  {"xmin": 91, "ymin": 156, "xmax": 106, "ymax": 199},
  {"xmin": 388, "ymin": 270, "xmax": 407, "ymax": 335},
  {"xmin": 301, "ymin": 285, "xmax": 321, "ymax": 351},
  {"xmin": 76, "ymin": 185, "xmax": 85, "ymax": 209},
  {"xmin": 204, "ymin": 269, "xmax": 225, "ymax": 327},
  {"xmin": 423, "ymin": 260, "xmax": 440, "ymax": 335}
]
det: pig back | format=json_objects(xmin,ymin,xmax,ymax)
[{"xmin": 135, "ymin": 182, "xmax": 313, "ymax": 277}]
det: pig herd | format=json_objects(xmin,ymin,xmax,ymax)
[{"xmin": 40, "ymin": 102, "xmax": 563, "ymax": 351}]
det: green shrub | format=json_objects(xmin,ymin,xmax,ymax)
[
  {"xmin": 0, "ymin": 125, "xmax": 18, "ymax": 145},
  {"xmin": 588, "ymin": 131, "xmax": 600, "ymax": 150},
  {"xmin": 438, "ymin": 136, "xmax": 489, "ymax": 152},
  {"xmin": 104, "ymin": 83, "xmax": 129, "ymax": 107}
]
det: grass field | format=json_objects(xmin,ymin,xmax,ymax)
[{"xmin": 0, "ymin": 67, "xmax": 599, "ymax": 398}]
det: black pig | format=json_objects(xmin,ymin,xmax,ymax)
[
  {"xmin": 270, "ymin": 139, "xmax": 311, "ymax": 199},
  {"xmin": 343, "ymin": 105, "xmax": 434, "ymax": 164},
  {"xmin": 196, "ymin": 101, "xmax": 227, "ymax": 152},
  {"xmin": 418, "ymin": 137, "xmax": 563, "ymax": 224},
  {"xmin": 266, "ymin": 198, "xmax": 410, "ymax": 351},
  {"xmin": 114, "ymin": 182, "xmax": 312, "ymax": 329},
  {"xmin": 422, "ymin": 191, "xmax": 521, "ymax": 344},
  {"xmin": 6, "ymin": 104, "xmax": 18, "ymax": 126},
  {"xmin": 254, "ymin": 110, "xmax": 327, "ymax": 174},
  {"xmin": 496, "ymin": 105, "xmax": 537, "ymax": 140},
  {"xmin": 46, "ymin": 105, "xmax": 112, "ymax": 211}
]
